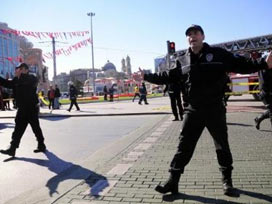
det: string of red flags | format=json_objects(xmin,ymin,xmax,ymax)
[
  {"xmin": 0, "ymin": 28, "xmax": 89, "ymax": 39},
  {"xmin": 43, "ymin": 38, "xmax": 92, "ymax": 59},
  {"xmin": 0, "ymin": 56, "xmax": 23, "ymax": 64}
]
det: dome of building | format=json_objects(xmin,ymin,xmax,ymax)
[{"xmin": 103, "ymin": 60, "xmax": 116, "ymax": 72}]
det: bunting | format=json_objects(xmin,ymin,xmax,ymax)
[
  {"xmin": 43, "ymin": 38, "xmax": 92, "ymax": 59},
  {"xmin": 0, "ymin": 29, "xmax": 89, "ymax": 39}
]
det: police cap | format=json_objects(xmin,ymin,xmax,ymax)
[
  {"xmin": 15, "ymin": 63, "xmax": 29, "ymax": 70},
  {"xmin": 185, "ymin": 24, "xmax": 204, "ymax": 36}
]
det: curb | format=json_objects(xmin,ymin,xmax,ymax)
[{"xmin": 0, "ymin": 112, "xmax": 171, "ymax": 119}]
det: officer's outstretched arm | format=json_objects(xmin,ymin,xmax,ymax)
[{"xmin": 0, "ymin": 77, "xmax": 14, "ymax": 89}]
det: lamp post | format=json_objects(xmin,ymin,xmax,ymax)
[{"xmin": 87, "ymin": 12, "xmax": 95, "ymax": 95}]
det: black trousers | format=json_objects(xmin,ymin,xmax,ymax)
[
  {"xmin": 170, "ymin": 104, "xmax": 233, "ymax": 179},
  {"xmin": 11, "ymin": 106, "xmax": 44, "ymax": 148},
  {"xmin": 139, "ymin": 94, "xmax": 148, "ymax": 104},
  {"xmin": 68, "ymin": 98, "xmax": 80, "ymax": 111},
  {"xmin": 169, "ymin": 92, "xmax": 183, "ymax": 118},
  {"xmin": 48, "ymin": 98, "xmax": 54, "ymax": 110}
]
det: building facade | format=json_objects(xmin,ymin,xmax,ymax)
[{"xmin": 0, "ymin": 22, "xmax": 20, "ymax": 79}]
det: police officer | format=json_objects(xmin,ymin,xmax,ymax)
[
  {"xmin": 67, "ymin": 83, "xmax": 80, "ymax": 111},
  {"xmin": 138, "ymin": 82, "xmax": 149, "ymax": 105},
  {"xmin": 0, "ymin": 63, "xmax": 46, "ymax": 157},
  {"xmin": 165, "ymin": 82, "xmax": 184, "ymax": 121},
  {"xmin": 254, "ymin": 68, "xmax": 272, "ymax": 129},
  {"xmin": 140, "ymin": 25, "xmax": 272, "ymax": 196}
]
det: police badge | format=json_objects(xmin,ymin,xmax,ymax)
[{"xmin": 206, "ymin": 53, "xmax": 213, "ymax": 62}]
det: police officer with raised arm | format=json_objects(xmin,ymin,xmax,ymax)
[
  {"xmin": 140, "ymin": 25, "xmax": 272, "ymax": 196},
  {"xmin": 0, "ymin": 63, "xmax": 46, "ymax": 157}
]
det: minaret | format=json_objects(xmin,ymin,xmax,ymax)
[
  {"xmin": 126, "ymin": 55, "xmax": 132, "ymax": 75},
  {"xmin": 121, "ymin": 58, "xmax": 126, "ymax": 72}
]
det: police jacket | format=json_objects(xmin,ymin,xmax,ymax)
[
  {"xmin": 165, "ymin": 82, "xmax": 181, "ymax": 94},
  {"xmin": 144, "ymin": 43, "xmax": 268, "ymax": 108},
  {"xmin": 258, "ymin": 69, "xmax": 272, "ymax": 95},
  {"xmin": 69, "ymin": 85, "xmax": 78, "ymax": 99},
  {"xmin": 0, "ymin": 74, "xmax": 39, "ymax": 109}
]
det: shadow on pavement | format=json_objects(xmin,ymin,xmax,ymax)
[
  {"xmin": 163, "ymin": 193, "xmax": 241, "ymax": 203},
  {"xmin": 3, "ymin": 150, "xmax": 108, "ymax": 198},
  {"xmin": 0, "ymin": 122, "xmax": 15, "ymax": 131},
  {"xmin": 162, "ymin": 188, "xmax": 272, "ymax": 203},
  {"xmin": 227, "ymin": 122, "xmax": 252, "ymax": 127}
]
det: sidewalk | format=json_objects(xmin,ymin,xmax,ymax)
[
  {"xmin": 3, "ymin": 95, "xmax": 272, "ymax": 204},
  {"xmin": 52, "ymin": 110, "xmax": 272, "ymax": 204},
  {"xmin": 0, "ymin": 95, "xmax": 265, "ymax": 119},
  {"xmin": 0, "ymin": 97, "xmax": 172, "ymax": 119}
]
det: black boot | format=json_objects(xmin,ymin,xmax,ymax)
[
  {"xmin": 254, "ymin": 117, "xmax": 261, "ymax": 130},
  {"xmin": 223, "ymin": 179, "xmax": 235, "ymax": 196},
  {"xmin": 155, "ymin": 171, "xmax": 181, "ymax": 194},
  {"xmin": 221, "ymin": 168, "xmax": 236, "ymax": 196},
  {"xmin": 0, "ymin": 146, "xmax": 16, "ymax": 157},
  {"xmin": 255, "ymin": 112, "xmax": 269, "ymax": 130},
  {"xmin": 34, "ymin": 143, "xmax": 46, "ymax": 153}
]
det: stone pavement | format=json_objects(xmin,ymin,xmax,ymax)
[
  {"xmin": 1, "ymin": 95, "xmax": 272, "ymax": 204},
  {"xmin": 52, "ymin": 108, "xmax": 272, "ymax": 203}
]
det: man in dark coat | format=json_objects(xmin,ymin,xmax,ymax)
[
  {"xmin": 138, "ymin": 82, "xmax": 149, "ymax": 105},
  {"xmin": 67, "ymin": 83, "xmax": 80, "ymax": 111},
  {"xmin": 164, "ymin": 82, "xmax": 184, "ymax": 121},
  {"xmin": 254, "ymin": 68, "xmax": 272, "ymax": 129},
  {"xmin": 140, "ymin": 25, "xmax": 272, "ymax": 196},
  {"xmin": 0, "ymin": 63, "xmax": 46, "ymax": 157}
]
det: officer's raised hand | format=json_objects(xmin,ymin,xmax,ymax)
[
  {"xmin": 138, "ymin": 67, "xmax": 145, "ymax": 80},
  {"xmin": 266, "ymin": 51, "xmax": 272, "ymax": 69}
]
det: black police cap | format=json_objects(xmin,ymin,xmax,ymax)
[
  {"xmin": 15, "ymin": 63, "xmax": 29, "ymax": 70},
  {"xmin": 185, "ymin": 24, "xmax": 204, "ymax": 36}
]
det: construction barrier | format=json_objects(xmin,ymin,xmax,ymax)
[{"xmin": 225, "ymin": 82, "xmax": 260, "ymax": 96}]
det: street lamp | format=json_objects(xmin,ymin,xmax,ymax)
[{"xmin": 87, "ymin": 12, "xmax": 96, "ymax": 95}]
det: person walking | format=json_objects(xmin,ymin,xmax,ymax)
[
  {"xmin": 47, "ymin": 85, "xmax": 55, "ymax": 110},
  {"xmin": 254, "ymin": 68, "xmax": 272, "ymax": 130},
  {"xmin": 67, "ymin": 83, "xmax": 80, "ymax": 112},
  {"xmin": 54, "ymin": 84, "xmax": 61, "ymax": 109},
  {"xmin": 132, "ymin": 84, "xmax": 140, "ymax": 102},
  {"xmin": 165, "ymin": 82, "xmax": 184, "ymax": 121},
  {"xmin": 0, "ymin": 63, "xmax": 46, "ymax": 157},
  {"xmin": 103, "ymin": 85, "xmax": 108, "ymax": 101},
  {"xmin": 109, "ymin": 85, "xmax": 115, "ymax": 102},
  {"xmin": 138, "ymin": 82, "xmax": 149, "ymax": 105},
  {"xmin": 140, "ymin": 25, "xmax": 272, "ymax": 196}
]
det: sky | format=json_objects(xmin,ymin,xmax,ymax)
[{"xmin": 1, "ymin": 0, "xmax": 272, "ymax": 80}]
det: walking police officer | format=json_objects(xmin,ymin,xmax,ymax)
[
  {"xmin": 254, "ymin": 68, "xmax": 272, "ymax": 129},
  {"xmin": 140, "ymin": 25, "xmax": 272, "ymax": 196},
  {"xmin": 0, "ymin": 63, "xmax": 46, "ymax": 157},
  {"xmin": 165, "ymin": 82, "xmax": 184, "ymax": 121}
]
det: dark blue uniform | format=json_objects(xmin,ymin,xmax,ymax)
[
  {"xmin": 0, "ymin": 73, "xmax": 45, "ymax": 154},
  {"xmin": 144, "ymin": 43, "xmax": 268, "ymax": 183},
  {"xmin": 254, "ymin": 69, "xmax": 272, "ymax": 129}
]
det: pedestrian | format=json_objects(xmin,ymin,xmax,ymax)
[
  {"xmin": 103, "ymin": 85, "xmax": 108, "ymax": 101},
  {"xmin": 109, "ymin": 85, "xmax": 115, "ymax": 102},
  {"xmin": 254, "ymin": 68, "xmax": 272, "ymax": 130},
  {"xmin": 165, "ymin": 82, "xmax": 184, "ymax": 121},
  {"xmin": 132, "ymin": 84, "xmax": 140, "ymax": 102},
  {"xmin": 54, "ymin": 84, "xmax": 61, "ymax": 109},
  {"xmin": 0, "ymin": 86, "xmax": 4, "ymax": 111},
  {"xmin": 138, "ymin": 82, "xmax": 149, "ymax": 105},
  {"xmin": 67, "ymin": 83, "xmax": 80, "ymax": 111},
  {"xmin": 0, "ymin": 63, "xmax": 46, "ymax": 157},
  {"xmin": 47, "ymin": 85, "xmax": 55, "ymax": 110},
  {"xmin": 140, "ymin": 25, "xmax": 272, "ymax": 196}
]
